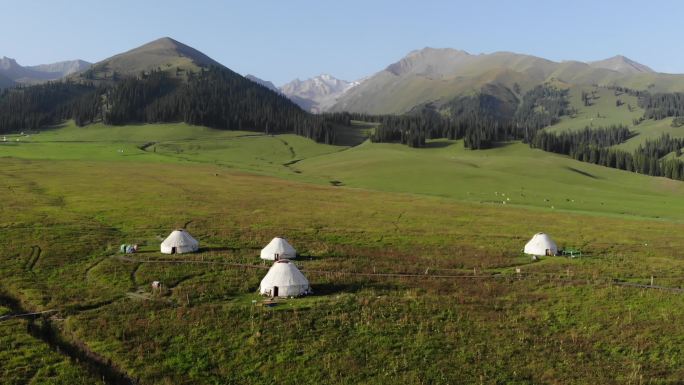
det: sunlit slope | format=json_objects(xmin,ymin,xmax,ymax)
[
  {"xmin": 2, "ymin": 122, "xmax": 684, "ymax": 220},
  {"xmin": 70, "ymin": 37, "xmax": 222, "ymax": 81},
  {"xmin": 0, "ymin": 122, "xmax": 345, "ymax": 177},
  {"xmin": 546, "ymin": 86, "xmax": 642, "ymax": 132},
  {"xmin": 545, "ymin": 86, "xmax": 684, "ymax": 153},
  {"xmin": 331, "ymin": 48, "xmax": 684, "ymax": 115},
  {"xmin": 296, "ymin": 139, "xmax": 684, "ymax": 220}
]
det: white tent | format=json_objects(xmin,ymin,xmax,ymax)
[
  {"xmin": 259, "ymin": 259, "xmax": 311, "ymax": 297},
  {"xmin": 260, "ymin": 237, "xmax": 296, "ymax": 260},
  {"xmin": 524, "ymin": 232, "xmax": 558, "ymax": 256},
  {"xmin": 160, "ymin": 229, "xmax": 199, "ymax": 254}
]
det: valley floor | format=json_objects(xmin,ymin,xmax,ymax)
[{"xmin": 2, "ymin": 123, "xmax": 684, "ymax": 384}]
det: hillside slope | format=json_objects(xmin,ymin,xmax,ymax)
[
  {"xmin": 245, "ymin": 74, "xmax": 280, "ymax": 93},
  {"xmin": 4, "ymin": 122, "xmax": 682, "ymax": 220},
  {"xmin": 330, "ymin": 48, "xmax": 684, "ymax": 114},
  {"xmin": 75, "ymin": 37, "xmax": 223, "ymax": 81},
  {"xmin": 0, "ymin": 72, "xmax": 15, "ymax": 88}
]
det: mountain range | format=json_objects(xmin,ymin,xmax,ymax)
[
  {"xmin": 329, "ymin": 48, "xmax": 682, "ymax": 114},
  {"xmin": 3, "ymin": 37, "xmax": 684, "ymax": 117}
]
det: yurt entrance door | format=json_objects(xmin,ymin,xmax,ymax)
[
  {"xmin": 172, "ymin": 247, "xmax": 177, "ymax": 254},
  {"xmin": 273, "ymin": 286, "xmax": 279, "ymax": 297}
]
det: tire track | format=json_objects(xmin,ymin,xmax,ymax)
[
  {"xmin": 0, "ymin": 292, "xmax": 134, "ymax": 385},
  {"xmin": 25, "ymin": 245, "xmax": 41, "ymax": 271},
  {"xmin": 83, "ymin": 256, "xmax": 106, "ymax": 279}
]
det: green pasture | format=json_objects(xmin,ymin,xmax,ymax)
[{"xmin": 2, "ymin": 122, "xmax": 684, "ymax": 384}]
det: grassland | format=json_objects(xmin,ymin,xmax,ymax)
[
  {"xmin": 2, "ymin": 123, "xmax": 684, "ymax": 384},
  {"xmin": 5, "ymin": 121, "xmax": 684, "ymax": 221}
]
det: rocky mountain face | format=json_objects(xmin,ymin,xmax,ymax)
[{"xmin": 279, "ymin": 74, "xmax": 362, "ymax": 113}]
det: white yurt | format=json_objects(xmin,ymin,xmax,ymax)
[
  {"xmin": 523, "ymin": 232, "xmax": 558, "ymax": 256},
  {"xmin": 260, "ymin": 237, "xmax": 296, "ymax": 260},
  {"xmin": 259, "ymin": 259, "xmax": 311, "ymax": 297},
  {"xmin": 160, "ymin": 229, "xmax": 199, "ymax": 254}
]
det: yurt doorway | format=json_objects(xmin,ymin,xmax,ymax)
[
  {"xmin": 545, "ymin": 249, "xmax": 551, "ymax": 256},
  {"xmin": 171, "ymin": 247, "xmax": 177, "ymax": 254},
  {"xmin": 273, "ymin": 286, "xmax": 279, "ymax": 297}
]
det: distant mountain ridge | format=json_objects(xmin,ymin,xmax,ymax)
[
  {"xmin": 588, "ymin": 55, "xmax": 654, "ymax": 74},
  {"xmin": 3, "ymin": 40, "xmax": 681, "ymax": 116},
  {"xmin": 0, "ymin": 56, "xmax": 91, "ymax": 84},
  {"xmin": 279, "ymin": 74, "xmax": 363, "ymax": 113},
  {"xmin": 330, "ymin": 47, "xmax": 681, "ymax": 114},
  {"xmin": 29, "ymin": 60, "xmax": 91, "ymax": 77},
  {"xmin": 244, "ymin": 73, "xmax": 364, "ymax": 113}
]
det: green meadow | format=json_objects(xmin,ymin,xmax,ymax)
[
  {"xmin": 2, "ymin": 122, "xmax": 684, "ymax": 384},
  {"xmin": 544, "ymin": 85, "xmax": 684, "ymax": 155}
]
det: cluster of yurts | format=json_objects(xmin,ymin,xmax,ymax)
[
  {"xmin": 160, "ymin": 229, "xmax": 311, "ymax": 298},
  {"xmin": 157, "ymin": 230, "xmax": 559, "ymax": 298}
]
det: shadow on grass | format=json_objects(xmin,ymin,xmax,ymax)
[
  {"xmin": 198, "ymin": 246, "xmax": 261, "ymax": 253},
  {"xmin": 486, "ymin": 141, "xmax": 515, "ymax": 149},
  {"xmin": 565, "ymin": 166, "xmax": 599, "ymax": 179},
  {"xmin": 312, "ymin": 281, "xmax": 400, "ymax": 295},
  {"xmin": 423, "ymin": 141, "xmax": 453, "ymax": 149},
  {"xmin": 297, "ymin": 254, "xmax": 329, "ymax": 261}
]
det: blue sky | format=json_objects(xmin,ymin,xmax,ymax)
[{"xmin": 1, "ymin": 0, "xmax": 683, "ymax": 85}]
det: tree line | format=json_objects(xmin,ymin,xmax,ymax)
[
  {"xmin": 532, "ymin": 126, "xmax": 684, "ymax": 180},
  {"xmin": 362, "ymin": 84, "xmax": 569, "ymax": 149},
  {"xmin": 638, "ymin": 92, "xmax": 684, "ymax": 120},
  {"xmin": 0, "ymin": 81, "xmax": 94, "ymax": 133},
  {"xmin": 0, "ymin": 67, "xmax": 340, "ymax": 144}
]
